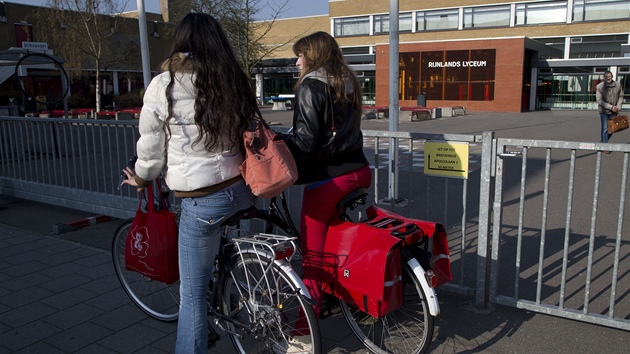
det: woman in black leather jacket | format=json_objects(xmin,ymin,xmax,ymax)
[{"xmin": 283, "ymin": 31, "xmax": 372, "ymax": 340}]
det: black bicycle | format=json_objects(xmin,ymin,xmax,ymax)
[{"xmin": 112, "ymin": 182, "xmax": 322, "ymax": 353}]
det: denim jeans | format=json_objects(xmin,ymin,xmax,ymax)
[
  {"xmin": 600, "ymin": 112, "xmax": 614, "ymax": 143},
  {"xmin": 175, "ymin": 180, "xmax": 255, "ymax": 354}
]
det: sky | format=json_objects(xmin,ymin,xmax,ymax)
[{"xmin": 11, "ymin": 0, "xmax": 329, "ymax": 20}]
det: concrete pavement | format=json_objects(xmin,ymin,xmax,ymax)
[{"xmin": 2, "ymin": 107, "xmax": 630, "ymax": 353}]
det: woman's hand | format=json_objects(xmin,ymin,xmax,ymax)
[{"xmin": 120, "ymin": 166, "xmax": 144, "ymax": 193}]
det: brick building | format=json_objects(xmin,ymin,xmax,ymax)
[{"xmin": 257, "ymin": 0, "xmax": 630, "ymax": 112}]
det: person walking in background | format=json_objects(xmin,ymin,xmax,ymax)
[
  {"xmin": 120, "ymin": 13, "xmax": 259, "ymax": 353},
  {"xmin": 596, "ymin": 70, "xmax": 624, "ymax": 147},
  {"xmin": 278, "ymin": 31, "xmax": 372, "ymax": 353}
]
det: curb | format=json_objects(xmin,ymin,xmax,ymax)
[{"xmin": 53, "ymin": 215, "xmax": 111, "ymax": 234}]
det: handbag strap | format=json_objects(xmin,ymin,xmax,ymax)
[
  {"xmin": 135, "ymin": 183, "xmax": 154, "ymax": 212},
  {"xmin": 154, "ymin": 178, "xmax": 169, "ymax": 211},
  {"xmin": 145, "ymin": 183, "xmax": 155, "ymax": 213}
]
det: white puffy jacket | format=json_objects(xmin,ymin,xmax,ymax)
[{"xmin": 134, "ymin": 72, "xmax": 243, "ymax": 192}]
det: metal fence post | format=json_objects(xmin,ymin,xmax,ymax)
[{"xmin": 476, "ymin": 130, "xmax": 495, "ymax": 308}]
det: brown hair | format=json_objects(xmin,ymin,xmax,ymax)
[
  {"xmin": 160, "ymin": 13, "xmax": 260, "ymax": 152},
  {"xmin": 292, "ymin": 31, "xmax": 362, "ymax": 109}
]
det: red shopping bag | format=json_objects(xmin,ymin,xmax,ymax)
[{"xmin": 125, "ymin": 182, "xmax": 179, "ymax": 284}]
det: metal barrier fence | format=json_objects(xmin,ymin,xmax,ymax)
[
  {"xmin": 481, "ymin": 137, "xmax": 630, "ymax": 330},
  {"xmin": 2, "ymin": 116, "xmax": 629, "ymax": 330},
  {"xmin": 0, "ymin": 117, "xmax": 140, "ymax": 219}
]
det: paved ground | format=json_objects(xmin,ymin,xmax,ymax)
[{"xmin": 1, "ymin": 107, "xmax": 630, "ymax": 353}]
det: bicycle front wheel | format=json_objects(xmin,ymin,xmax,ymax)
[
  {"xmin": 220, "ymin": 254, "xmax": 321, "ymax": 354},
  {"xmin": 111, "ymin": 220, "xmax": 180, "ymax": 321},
  {"xmin": 339, "ymin": 252, "xmax": 435, "ymax": 354}
]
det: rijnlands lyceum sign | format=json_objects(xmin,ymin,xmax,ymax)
[{"xmin": 427, "ymin": 61, "xmax": 487, "ymax": 68}]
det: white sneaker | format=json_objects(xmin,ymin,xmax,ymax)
[{"xmin": 272, "ymin": 335, "xmax": 312, "ymax": 354}]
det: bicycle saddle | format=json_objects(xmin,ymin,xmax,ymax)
[{"xmin": 336, "ymin": 187, "xmax": 369, "ymax": 210}]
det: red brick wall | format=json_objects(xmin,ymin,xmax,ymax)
[{"xmin": 375, "ymin": 38, "xmax": 526, "ymax": 112}]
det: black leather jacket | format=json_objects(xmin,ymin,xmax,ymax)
[{"xmin": 284, "ymin": 78, "xmax": 368, "ymax": 185}]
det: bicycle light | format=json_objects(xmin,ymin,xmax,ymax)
[
  {"xmin": 425, "ymin": 270, "xmax": 438, "ymax": 288},
  {"xmin": 274, "ymin": 244, "xmax": 294, "ymax": 260}
]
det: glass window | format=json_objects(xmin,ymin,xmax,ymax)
[
  {"xmin": 334, "ymin": 17, "xmax": 370, "ymax": 37},
  {"xmin": 414, "ymin": 49, "xmax": 496, "ymax": 101},
  {"xmin": 418, "ymin": 9, "xmax": 459, "ymax": 31},
  {"xmin": 444, "ymin": 51, "xmax": 470, "ymax": 100},
  {"xmin": 569, "ymin": 34, "xmax": 628, "ymax": 58},
  {"xmin": 469, "ymin": 50, "xmax": 496, "ymax": 101},
  {"xmin": 399, "ymin": 53, "xmax": 420, "ymax": 100},
  {"xmin": 534, "ymin": 37, "xmax": 566, "ymax": 58},
  {"xmin": 574, "ymin": 0, "xmax": 630, "ymax": 21},
  {"xmin": 420, "ymin": 51, "xmax": 444, "ymax": 100},
  {"xmin": 463, "ymin": 5, "xmax": 511, "ymax": 28},
  {"xmin": 515, "ymin": 1, "xmax": 568, "ymax": 25},
  {"xmin": 373, "ymin": 13, "xmax": 412, "ymax": 34},
  {"xmin": 341, "ymin": 46, "xmax": 371, "ymax": 55}
]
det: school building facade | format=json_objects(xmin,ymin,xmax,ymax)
[{"xmin": 257, "ymin": 0, "xmax": 630, "ymax": 112}]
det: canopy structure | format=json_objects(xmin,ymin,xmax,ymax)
[{"xmin": 0, "ymin": 48, "xmax": 67, "ymax": 85}]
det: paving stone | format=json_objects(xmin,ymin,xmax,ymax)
[
  {"xmin": 0, "ymin": 301, "xmax": 58, "ymax": 328},
  {"xmin": 81, "ymin": 273, "xmax": 123, "ymax": 294},
  {"xmin": 35, "ymin": 247, "xmax": 88, "ymax": 266},
  {"xmin": 91, "ymin": 304, "xmax": 148, "ymax": 332},
  {"xmin": 13, "ymin": 341, "xmax": 66, "ymax": 354},
  {"xmin": 41, "ymin": 286, "xmax": 99, "ymax": 310},
  {"xmin": 1, "ymin": 272, "xmax": 53, "ymax": 292},
  {"xmin": 73, "ymin": 343, "xmax": 117, "ymax": 354},
  {"xmin": 78, "ymin": 261, "xmax": 116, "ymax": 280},
  {"xmin": 42, "ymin": 321, "xmax": 113, "ymax": 352},
  {"xmin": 0, "ymin": 286, "xmax": 55, "ymax": 310},
  {"xmin": 85, "ymin": 288, "xmax": 132, "ymax": 312},
  {"xmin": 39, "ymin": 273, "xmax": 93, "ymax": 293},
  {"xmin": 97, "ymin": 323, "xmax": 167, "ymax": 353},
  {"xmin": 38, "ymin": 261, "xmax": 89, "ymax": 279},
  {"xmin": 0, "ymin": 321, "xmax": 61, "ymax": 352},
  {"xmin": 42, "ymin": 303, "xmax": 105, "ymax": 330},
  {"xmin": 0, "ymin": 260, "xmax": 49, "ymax": 278}
]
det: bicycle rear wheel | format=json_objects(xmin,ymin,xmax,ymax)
[
  {"xmin": 111, "ymin": 220, "xmax": 180, "ymax": 321},
  {"xmin": 339, "ymin": 252, "xmax": 434, "ymax": 354},
  {"xmin": 220, "ymin": 254, "xmax": 321, "ymax": 354}
]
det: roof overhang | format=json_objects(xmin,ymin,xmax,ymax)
[
  {"xmin": 0, "ymin": 49, "xmax": 67, "ymax": 85},
  {"xmin": 0, "ymin": 48, "xmax": 66, "ymax": 66},
  {"xmin": 524, "ymin": 37, "xmax": 563, "ymax": 58},
  {"xmin": 536, "ymin": 57, "xmax": 630, "ymax": 68}
]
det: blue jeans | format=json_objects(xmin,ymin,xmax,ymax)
[
  {"xmin": 175, "ymin": 180, "xmax": 256, "ymax": 354},
  {"xmin": 600, "ymin": 112, "xmax": 614, "ymax": 143}
]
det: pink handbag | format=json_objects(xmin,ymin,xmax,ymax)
[{"xmin": 240, "ymin": 119, "xmax": 298, "ymax": 198}]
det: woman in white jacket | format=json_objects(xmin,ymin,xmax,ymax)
[{"xmin": 121, "ymin": 13, "xmax": 258, "ymax": 353}]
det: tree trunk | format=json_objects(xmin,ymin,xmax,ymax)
[{"xmin": 95, "ymin": 60, "xmax": 101, "ymax": 113}]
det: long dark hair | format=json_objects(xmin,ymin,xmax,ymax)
[
  {"xmin": 292, "ymin": 31, "xmax": 362, "ymax": 110},
  {"xmin": 160, "ymin": 13, "xmax": 260, "ymax": 151}
]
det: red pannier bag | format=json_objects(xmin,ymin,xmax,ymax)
[
  {"xmin": 365, "ymin": 206, "xmax": 452, "ymax": 287},
  {"xmin": 322, "ymin": 219, "xmax": 404, "ymax": 319}
]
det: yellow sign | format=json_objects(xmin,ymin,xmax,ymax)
[{"xmin": 424, "ymin": 141, "xmax": 469, "ymax": 179}]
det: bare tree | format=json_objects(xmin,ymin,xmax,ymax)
[
  {"xmin": 34, "ymin": 0, "xmax": 130, "ymax": 112},
  {"xmin": 192, "ymin": 0, "xmax": 305, "ymax": 77}
]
